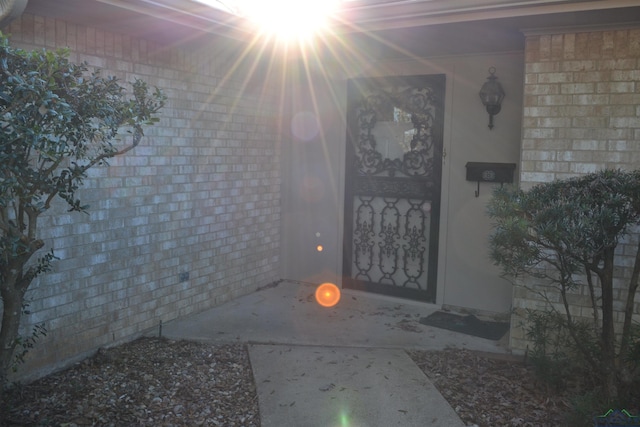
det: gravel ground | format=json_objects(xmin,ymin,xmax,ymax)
[{"xmin": 1, "ymin": 337, "xmax": 633, "ymax": 426}]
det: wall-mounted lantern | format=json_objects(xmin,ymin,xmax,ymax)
[{"xmin": 478, "ymin": 67, "xmax": 505, "ymax": 130}]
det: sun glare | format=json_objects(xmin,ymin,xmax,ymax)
[{"xmin": 238, "ymin": 0, "xmax": 342, "ymax": 41}]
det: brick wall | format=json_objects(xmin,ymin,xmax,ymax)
[
  {"xmin": 511, "ymin": 27, "xmax": 640, "ymax": 351},
  {"xmin": 3, "ymin": 14, "xmax": 281, "ymax": 379}
]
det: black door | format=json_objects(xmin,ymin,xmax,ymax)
[{"xmin": 343, "ymin": 74, "xmax": 445, "ymax": 302}]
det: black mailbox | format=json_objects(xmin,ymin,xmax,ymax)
[{"xmin": 465, "ymin": 162, "xmax": 516, "ymax": 196}]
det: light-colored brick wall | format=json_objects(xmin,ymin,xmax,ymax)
[
  {"xmin": 3, "ymin": 14, "xmax": 281, "ymax": 379},
  {"xmin": 512, "ymin": 27, "xmax": 640, "ymax": 351}
]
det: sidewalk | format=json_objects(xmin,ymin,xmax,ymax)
[{"xmin": 161, "ymin": 280, "xmax": 507, "ymax": 426}]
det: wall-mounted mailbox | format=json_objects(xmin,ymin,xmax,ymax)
[{"xmin": 465, "ymin": 162, "xmax": 516, "ymax": 196}]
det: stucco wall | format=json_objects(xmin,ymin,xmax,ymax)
[
  {"xmin": 279, "ymin": 62, "xmax": 348, "ymax": 287},
  {"xmin": 511, "ymin": 27, "xmax": 640, "ymax": 351},
  {"xmin": 279, "ymin": 52, "xmax": 524, "ymax": 315},
  {"xmin": 3, "ymin": 14, "xmax": 281, "ymax": 380}
]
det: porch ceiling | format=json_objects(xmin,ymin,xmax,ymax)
[{"xmin": 22, "ymin": 0, "xmax": 640, "ymax": 59}]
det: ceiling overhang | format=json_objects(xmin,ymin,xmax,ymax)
[
  {"xmin": 16, "ymin": 0, "xmax": 640, "ymax": 62},
  {"xmin": 21, "ymin": 0, "xmax": 253, "ymax": 41},
  {"xmin": 21, "ymin": 0, "xmax": 640, "ymax": 43},
  {"xmin": 337, "ymin": 0, "xmax": 640, "ymax": 32},
  {"xmin": 0, "ymin": 0, "xmax": 28, "ymax": 28}
]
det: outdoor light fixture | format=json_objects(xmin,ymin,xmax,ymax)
[{"xmin": 478, "ymin": 67, "xmax": 505, "ymax": 130}]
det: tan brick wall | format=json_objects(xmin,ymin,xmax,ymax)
[
  {"xmin": 3, "ymin": 14, "xmax": 281, "ymax": 379},
  {"xmin": 512, "ymin": 27, "xmax": 640, "ymax": 351}
]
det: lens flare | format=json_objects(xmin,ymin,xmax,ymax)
[
  {"xmin": 300, "ymin": 175, "xmax": 325, "ymax": 203},
  {"xmin": 316, "ymin": 245, "xmax": 324, "ymax": 252},
  {"xmin": 315, "ymin": 282, "xmax": 340, "ymax": 307},
  {"xmin": 291, "ymin": 111, "xmax": 320, "ymax": 141},
  {"xmin": 340, "ymin": 409, "xmax": 351, "ymax": 426}
]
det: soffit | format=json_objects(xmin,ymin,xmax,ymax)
[
  {"xmin": 21, "ymin": 0, "xmax": 640, "ymax": 59},
  {"xmin": 339, "ymin": 0, "xmax": 640, "ymax": 31}
]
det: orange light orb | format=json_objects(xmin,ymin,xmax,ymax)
[
  {"xmin": 316, "ymin": 245, "xmax": 324, "ymax": 252},
  {"xmin": 315, "ymin": 283, "xmax": 341, "ymax": 307}
]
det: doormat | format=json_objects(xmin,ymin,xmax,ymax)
[{"xmin": 419, "ymin": 311, "xmax": 510, "ymax": 341}]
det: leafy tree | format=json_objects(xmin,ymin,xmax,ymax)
[
  {"xmin": 488, "ymin": 169, "xmax": 640, "ymax": 403},
  {"xmin": 0, "ymin": 34, "xmax": 165, "ymax": 386}
]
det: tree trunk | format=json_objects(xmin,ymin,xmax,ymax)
[
  {"xmin": 620, "ymin": 239, "xmax": 640, "ymax": 357},
  {"xmin": 0, "ymin": 283, "xmax": 25, "ymax": 387},
  {"xmin": 600, "ymin": 248, "xmax": 618, "ymax": 402},
  {"xmin": 0, "ymin": 222, "xmax": 44, "ymax": 387}
]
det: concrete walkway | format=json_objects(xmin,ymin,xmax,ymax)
[{"xmin": 161, "ymin": 281, "xmax": 508, "ymax": 426}]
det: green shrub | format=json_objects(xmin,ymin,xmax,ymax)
[
  {"xmin": 489, "ymin": 169, "xmax": 640, "ymax": 402},
  {"xmin": 0, "ymin": 33, "xmax": 165, "ymax": 386}
]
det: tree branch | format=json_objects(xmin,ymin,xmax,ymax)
[
  {"xmin": 559, "ymin": 273, "xmax": 600, "ymax": 372},
  {"xmin": 585, "ymin": 265, "xmax": 600, "ymax": 333},
  {"xmin": 77, "ymin": 128, "xmax": 142, "ymax": 177}
]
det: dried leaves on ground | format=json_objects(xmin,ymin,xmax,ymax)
[
  {"xmin": 1, "ymin": 338, "xmax": 259, "ymax": 427},
  {"xmin": 409, "ymin": 348, "xmax": 573, "ymax": 426},
  {"xmin": 3, "ymin": 338, "xmax": 629, "ymax": 426}
]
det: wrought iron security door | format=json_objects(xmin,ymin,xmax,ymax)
[{"xmin": 343, "ymin": 75, "xmax": 445, "ymax": 302}]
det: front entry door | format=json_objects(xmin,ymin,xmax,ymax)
[{"xmin": 342, "ymin": 75, "xmax": 445, "ymax": 302}]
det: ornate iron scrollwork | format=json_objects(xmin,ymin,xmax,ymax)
[
  {"xmin": 379, "ymin": 199, "xmax": 401, "ymax": 284},
  {"xmin": 351, "ymin": 196, "xmax": 429, "ymax": 290},
  {"xmin": 353, "ymin": 196, "xmax": 375, "ymax": 281},
  {"xmin": 354, "ymin": 85, "xmax": 438, "ymax": 178},
  {"xmin": 402, "ymin": 200, "xmax": 428, "ymax": 289},
  {"xmin": 344, "ymin": 74, "xmax": 444, "ymax": 303}
]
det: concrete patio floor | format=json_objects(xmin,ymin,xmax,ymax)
[{"xmin": 160, "ymin": 280, "xmax": 509, "ymax": 426}]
